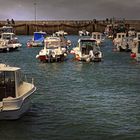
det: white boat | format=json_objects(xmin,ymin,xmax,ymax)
[
  {"xmin": 130, "ymin": 32, "xmax": 140, "ymax": 61},
  {"xmin": 0, "ymin": 64, "xmax": 36, "ymax": 120},
  {"xmin": 113, "ymin": 32, "xmax": 132, "ymax": 52},
  {"xmin": 54, "ymin": 30, "xmax": 68, "ymax": 36},
  {"xmin": 27, "ymin": 31, "xmax": 47, "ymax": 48},
  {"xmin": 79, "ymin": 29, "xmax": 90, "ymax": 36},
  {"xmin": 91, "ymin": 32, "xmax": 104, "ymax": 46},
  {"xmin": 71, "ymin": 38, "xmax": 102, "ymax": 62},
  {"xmin": 36, "ymin": 36, "xmax": 68, "ymax": 62},
  {"xmin": 0, "ymin": 32, "xmax": 22, "ymax": 52}
]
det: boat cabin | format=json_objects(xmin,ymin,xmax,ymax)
[
  {"xmin": 1, "ymin": 33, "xmax": 16, "ymax": 40},
  {"xmin": 45, "ymin": 37, "xmax": 61, "ymax": 48},
  {"xmin": 91, "ymin": 32, "xmax": 103, "ymax": 45},
  {"xmin": 92, "ymin": 32, "xmax": 102, "ymax": 40},
  {"xmin": 54, "ymin": 30, "xmax": 68, "ymax": 37},
  {"xmin": 33, "ymin": 31, "xmax": 47, "ymax": 42},
  {"xmin": 116, "ymin": 32, "xmax": 126, "ymax": 39},
  {"xmin": 78, "ymin": 38, "xmax": 97, "ymax": 55},
  {"xmin": 0, "ymin": 64, "xmax": 23, "ymax": 101},
  {"xmin": 0, "ymin": 26, "xmax": 14, "ymax": 34}
]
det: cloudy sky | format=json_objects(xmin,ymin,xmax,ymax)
[{"xmin": 0, "ymin": 0, "xmax": 140, "ymax": 20}]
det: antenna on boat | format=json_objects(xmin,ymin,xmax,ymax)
[{"xmin": 34, "ymin": 0, "xmax": 37, "ymax": 31}]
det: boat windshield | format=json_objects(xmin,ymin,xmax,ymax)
[
  {"xmin": 80, "ymin": 40, "xmax": 97, "ymax": 55},
  {"xmin": 0, "ymin": 27, "xmax": 13, "ymax": 33},
  {"xmin": 0, "ymin": 71, "xmax": 16, "ymax": 101},
  {"xmin": 80, "ymin": 40, "xmax": 96, "ymax": 47},
  {"xmin": 46, "ymin": 41, "xmax": 60, "ymax": 49},
  {"xmin": 16, "ymin": 70, "xmax": 23, "ymax": 87},
  {"xmin": 2, "ymin": 34, "xmax": 15, "ymax": 40}
]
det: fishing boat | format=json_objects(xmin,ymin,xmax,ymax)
[
  {"xmin": 36, "ymin": 36, "xmax": 68, "ymax": 62},
  {"xmin": 130, "ymin": 32, "xmax": 140, "ymax": 61},
  {"xmin": 91, "ymin": 32, "xmax": 104, "ymax": 46},
  {"xmin": 27, "ymin": 31, "xmax": 47, "ymax": 48},
  {"xmin": 0, "ymin": 64, "xmax": 36, "ymax": 120},
  {"xmin": 113, "ymin": 32, "xmax": 132, "ymax": 52},
  {"xmin": 0, "ymin": 32, "xmax": 22, "ymax": 52},
  {"xmin": 71, "ymin": 38, "xmax": 102, "ymax": 62}
]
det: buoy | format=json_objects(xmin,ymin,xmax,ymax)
[{"xmin": 130, "ymin": 53, "xmax": 136, "ymax": 58}]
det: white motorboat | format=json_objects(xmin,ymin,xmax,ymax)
[
  {"xmin": 71, "ymin": 37, "xmax": 102, "ymax": 62},
  {"xmin": 0, "ymin": 64, "xmax": 36, "ymax": 120},
  {"xmin": 0, "ymin": 32, "xmax": 22, "ymax": 52},
  {"xmin": 113, "ymin": 32, "xmax": 132, "ymax": 52},
  {"xmin": 36, "ymin": 36, "xmax": 68, "ymax": 62}
]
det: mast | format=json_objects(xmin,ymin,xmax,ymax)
[{"xmin": 34, "ymin": 0, "xmax": 37, "ymax": 31}]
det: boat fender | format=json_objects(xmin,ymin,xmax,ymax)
[
  {"xmin": 130, "ymin": 53, "xmax": 136, "ymax": 58},
  {"xmin": 7, "ymin": 48, "xmax": 10, "ymax": 51},
  {"xmin": 2, "ymin": 41, "xmax": 5, "ymax": 46}
]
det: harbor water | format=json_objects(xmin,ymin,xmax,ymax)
[{"xmin": 0, "ymin": 35, "xmax": 140, "ymax": 140}]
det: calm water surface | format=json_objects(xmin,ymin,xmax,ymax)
[{"xmin": 0, "ymin": 35, "xmax": 140, "ymax": 140}]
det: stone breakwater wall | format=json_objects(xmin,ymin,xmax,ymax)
[
  {"xmin": 0, "ymin": 20, "xmax": 105, "ymax": 35},
  {"xmin": 0, "ymin": 20, "xmax": 140, "ymax": 35}
]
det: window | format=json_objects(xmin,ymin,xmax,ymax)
[
  {"xmin": 97, "ymin": 35, "xmax": 101, "ymax": 39},
  {"xmin": 16, "ymin": 70, "xmax": 23, "ymax": 87},
  {"xmin": 0, "ymin": 71, "xmax": 16, "ymax": 100}
]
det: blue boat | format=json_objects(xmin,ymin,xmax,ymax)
[{"xmin": 27, "ymin": 31, "xmax": 47, "ymax": 48}]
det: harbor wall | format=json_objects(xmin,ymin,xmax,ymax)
[
  {"xmin": 0, "ymin": 20, "xmax": 140, "ymax": 35},
  {"xmin": 0, "ymin": 20, "xmax": 105, "ymax": 35}
]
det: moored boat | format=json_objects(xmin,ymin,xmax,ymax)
[
  {"xmin": 113, "ymin": 32, "xmax": 132, "ymax": 52},
  {"xmin": 36, "ymin": 36, "xmax": 68, "ymax": 62},
  {"xmin": 0, "ymin": 32, "xmax": 22, "ymax": 52},
  {"xmin": 0, "ymin": 64, "xmax": 36, "ymax": 120},
  {"xmin": 71, "ymin": 37, "xmax": 102, "ymax": 62},
  {"xmin": 27, "ymin": 31, "xmax": 47, "ymax": 48}
]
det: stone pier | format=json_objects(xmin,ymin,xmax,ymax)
[{"xmin": 0, "ymin": 20, "xmax": 140, "ymax": 35}]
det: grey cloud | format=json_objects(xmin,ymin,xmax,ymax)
[{"xmin": 0, "ymin": 0, "xmax": 140, "ymax": 20}]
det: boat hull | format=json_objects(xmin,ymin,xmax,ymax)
[
  {"xmin": 0, "ymin": 87, "xmax": 36, "ymax": 120},
  {"xmin": 0, "ymin": 43, "xmax": 21, "ymax": 52},
  {"xmin": 37, "ymin": 54, "xmax": 66, "ymax": 63}
]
